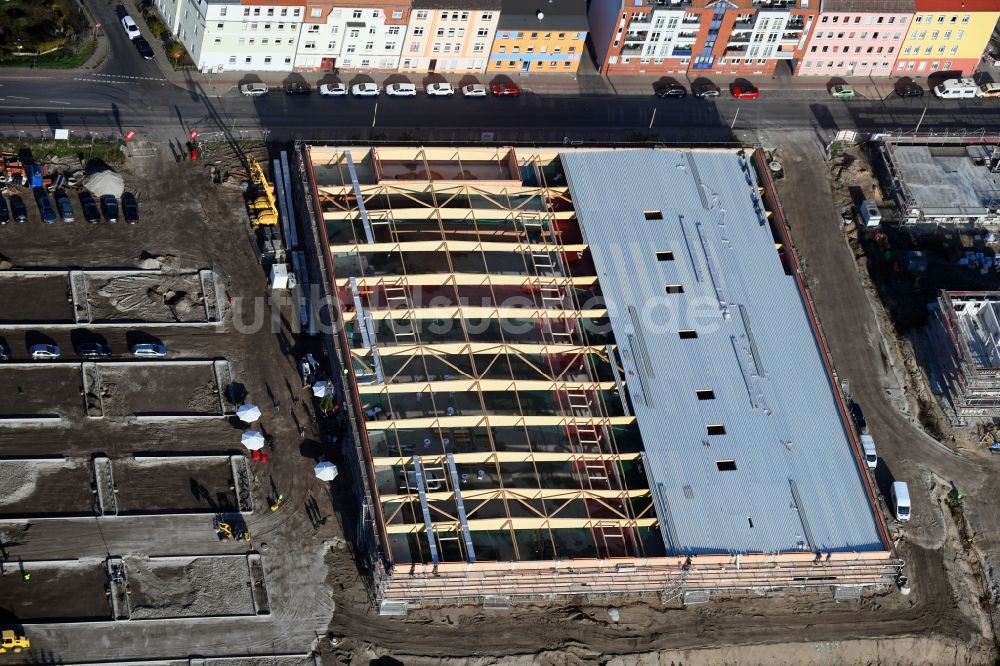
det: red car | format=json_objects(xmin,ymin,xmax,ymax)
[
  {"xmin": 731, "ymin": 85, "xmax": 760, "ymax": 99},
  {"xmin": 491, "ymin": 82, "xmax": 521, "ymax": 97}
]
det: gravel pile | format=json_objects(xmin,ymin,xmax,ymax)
[{"xmin": 127, "ymin": 556, "xmax": 254, "ymax": 619}]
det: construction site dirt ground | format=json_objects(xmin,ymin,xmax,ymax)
[
  {"xmin": 0, "ymin": 459, "xmax": 95, "ymax": 516},
  {"xmin": 0, "ymin": 560, "xmax": 110, "ymax": 622},
  {"xmin": 97, "ymin": 364, "xmax": 223, "ymax": 416},
  {"xmin": 0, "ymin": 366, "xmax": 82, "ymax": 416},
  {"xmin": 0, "ymin": 275, "xmax": 74, "ymax": 324},
  {"xmin": 0, "ymin": 143, "xmax": 338, "ymax": 659},
  {"xmin": 113, "ymin": 456, "xmax": 238, "ymax": 513}
]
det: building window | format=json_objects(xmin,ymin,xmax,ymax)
[
  {"xmin": 238, "ymin": 37, "xmax": 245, "ymax": 45},
  {"xmin": 385, "ymin": 42, "xmax": 395, "ymax": 50},
  {"xmin": 228, "ymin": 55, "xmax": 236, "ymax": 63},
  {"xmin": 388, "ymin": 26, "xmax": 400, "ymax": 35},
  {"xmin": 264, "ymin": 56, "xmax": 271, "ymax": 63},
  {"xmin": 962, "ymin": 14, "xmax": 970, "ymax": 23},
  {"xmin": 432, "ymin": 42, "xmax": 440, "ymax": 52},
  {"xmin": 214, "ymin": 37, "xmax": 221, "ymax": 44},
  {"xmin": 416, "ymin": 10, "xmax": 427, "ymax": 19},
  {"xmin": 293, "ymin": 8, "xmax": 300, "ymax": 16},
  {"xmin": 285, "ymin": 56, "xmax": 292, "ymax": 63},
  {"xmin": 266, "ymin": 8, "xmax": 273, "ymax": 16},
  {"xmin": 219, "ymin": 7, "xmax": 226, "ymax": 16},
  {"xmin": 243, "ymin": 7, "xmax": 250, "ymax": 16},
  {"xmin": 346, "ymin": 44, "xmax": 355, "ymax": 53},
  {"xmin": 281, "ymin": 8, "xmax": 287, "ymax": 16},
  {"xmin": 413, "ymin": 27, "xmax": 424, "ymax": 36},
  {"xmin": 361, "ymin": 58, "xmax": 371, "ymax": 66},
  {"xmin": 216, "ymin": 22, "xmax": 223, "ymax": 29},
  {"xmin": 392, "ymin": 10, "xmax": 402, "ymax": 19},
  {"xmin": 473, "ymin": 42, "xmax": 484, "ymax": 52},
  {"xmin": 482, "ymin": 11, "xmax": 493, "ymax": 20},
  {"xmin": 253, "ymin": 7, "xmax": 260, "ymax": 15},
  {"xmin": 350, "ymin": 29, "xmax": 359, "ymax": 37},
  {"xmin": 436, "ymin": 28, "xmax": 444, "ymax": 37},
  {"xmin": 245, "ymin": 56, "xmax": 252, "ymax": 63},
  {"xmin": 409, "ymin": 42, "xmax": 419, "ymax": 52},
  {"xmin": 365, "ymin": 41, "xmax": 374, "ymax": 50},
  {"xmin": 262, "ymin": 38, "xmax": 268, "ymax": 44},
  {"xmin": 305, "ymin": 41, "xmax": 315, "ymax": 49},
  {"xmin": 477, "ymin": 28, "xmax": 488, "ymax": 37},
  {"xmin": 352, "ymin": 10, "xmax": 362, "ymax": 18},
  {"xmin": 250, "ymin": 22, "xmax": 257, "ymax": 30}
]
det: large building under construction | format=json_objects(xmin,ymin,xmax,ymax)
[
  {"xmin": 296, "ymin": 144, "xmax": 900, "ymax": 608},
  {"xmin": 926, "ymin": 291, "xmax": 1000, "ymax": 424}
]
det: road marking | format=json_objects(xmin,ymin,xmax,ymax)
[
  {"xmin": 73, "ymin": 77, "xmax": 143, "ymax": 85},
  {"xmin": 0, "ymin": 105, "xmax": 111, "ymax": 111},
  {"xmin": 47, "ymin": 100, "xmax": 72, "ymax": 105},
  {"xmin": 8, "ymin": 95, "xmax": 28, "ymax": 100},
  {"xmin": 87, "ymin": 72, "xmax": 167, "ymax": 82}
]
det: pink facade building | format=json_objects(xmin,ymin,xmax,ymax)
[{"xmin": 796, "ymin": 0, "xmax": 913, "ymax": 76}]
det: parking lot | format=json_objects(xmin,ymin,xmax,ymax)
[{"xmin": 0, "ymin": 145, "xmax": 340, "ymax": 660}]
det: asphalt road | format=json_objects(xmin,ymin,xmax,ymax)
[{"xmin": 4, "ymin": 64, "xmax": 1000, "ymax": 144}]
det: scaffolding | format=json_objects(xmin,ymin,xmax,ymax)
[{"xmin": 927, "ymin": 291, "xmax": 1000, "ymax": 425}]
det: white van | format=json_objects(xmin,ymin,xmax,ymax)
[
  {"xmin": 860, "ymin": 434, "xmax": 877, "ymax": 469},
  {"xmin": 934, "ymin": 78, "xmax": 978, "ymax": 99},
  {"xmin": 891, "ymin": 481, "xmax": 911, "ymax": 522}
]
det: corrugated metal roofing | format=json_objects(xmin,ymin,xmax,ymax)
[{"xmin": 562, "ymin": 149, "xmax": 884, "ymax": 555}]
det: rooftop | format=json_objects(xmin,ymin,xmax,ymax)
[
  {"xmin": 312, "ymin": 144, "xmax": 884, "ymax": 569},
  {"xmin": 890, "ymin": 144, "xmax": 1000, "ymax": 218},
  {"xmin": 561, "ymin": 149, "xmax": 884, "ymax": 555},
  {"xmin": 945, "ymin": 292, "xmax": 1000, "ymax": 370},
  {"xmin": 819, "ymin": 0, "xmax": 915, "ymax": 12},
  {"xmin": 497, "ymin": 0, "xmax": 589, "ymax": 31},
  {"xmin": 411, "ymin": 0, "xmax": 502, "ymax": 10}
]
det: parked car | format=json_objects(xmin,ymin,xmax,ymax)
[
  {"xmin": 121, "ymin": 15, "xmax": 141, "ymax": 40},
  {"xmin": 896, "ymin": 82, "xmax": 924, "ymax": 98},
  {"xmin": 491, "ymin": 82, "xmax": 521, "ymax": 97},
  {"xmin": 830, "ymin": 84, "xmax": 856, "ymax": 99},
  {"xmin": 694, "ymin": 83, "xmax": 721, "ymax": 98},
  {"xmin": 133, "ymin": 36, "xmax": 155, "ymax": 60},
  {"xmin": 122, "ymin": 192, "xmax": 138, "ymax": 225},
  {"xmin": 79, "ymin": 191, "xmax": 100, "ymax": 224},
  {"xmin": 319, "ymin": 83, "xmax": 348, "ymax": 96},
  {"xmin": 240, "ymin": 83, "xmax": 269, "ymax": 97},
  {"xmin": 0, "ymin": 196, "xmax": 9, "ymax": 225},
  {"xmin": 426, "ymin": 82, "xmax": 455, "ymax": 96},
  {"xmin": 655, "ymin": 84, "xmax": 687, "ymax": 98},
  {"xmin": 100, "ymin": 195, "xmax": 119, "ymax": 224},
  {"xmin": 462, "ymin": 84, "xmax": 488, "ymax": 97},
  {"xmin": 386, "ymin": 83, "xmax": 417, "ymax": 97},
  {"xmin": 77, "ymin": 342, "xmax": 112, "ymax": 359},
  {"xmin": 351, "ymin": 83, "xmax": 380, "ymax": 97},
  {"xmin": 30, "ymin": 344, "xmax": 61, "ymax": 360},
  {"xmin": 55, "ymin": 190, "xmax": 74, "ymax": 222},
  {"xmin": 35, "ymin": 189, "xmax": 57, "ymax": 224},
  {"xmin": 0, "ymin": 344, "xmax": 9, "ymax": 361},
  {"xmin": 731, "ymin": 84, "xmax": 760, "ymax": 99},
  {"xmin": 284, "ymin": 82, "xmax": 312, "ymax": 95},
  {"xmin": 132, "ymin": 343, "xmax": 167, "ymax": 358},
  {"xmin": 9, "ymin": 195, "xmax": 26, "ymax": 223}
]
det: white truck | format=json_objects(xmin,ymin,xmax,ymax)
[
  {"xmin": 934, "ymin": 78, "xmax": 978, "ymax": 99},
  {"xmin": 860, "ymin": 434, "xmax": 878, "ymax": 469},
  {"xmin": 891, "ymin": 482, "xmax": 911, "ymax": 522}
]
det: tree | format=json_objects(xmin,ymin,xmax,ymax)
[{"xmin": 166, "ymin": 40, "xmax": 185, "ymax": 66}]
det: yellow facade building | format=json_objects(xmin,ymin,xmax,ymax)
[{"xmin": 895, "ymin": 3, "xmax": 1000, "ymax": 75}]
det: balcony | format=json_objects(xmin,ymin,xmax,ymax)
[
  {"xmin": 644, "ymin": 0, "xmax": 693, "ymax": 7},
  {"xmin": 677, "ymin": 30, "xmax": 697, "ymax": 39},
  {"xmin": 629, "ymin": 19, "xmax": 652, "ymax": 29},
  {"xmin": 671, "ymin": 47, "xmax": 692, "ymax": 56},
  {"xmin": 621, "ymin": 45, "xmax": 644, "ymax": 55},
  {"xmin": 725, "ymin": 44, "xmax": 748, "ymax": 54},
  {"xmin": 682, "ymin": 15, "xmax": 699, "ymax": 23},
  {"xmin": 728, "ymin": 31, "xmax": 751, "ymax": 44},
  {"xmin": 781, "ymin": 31, "xmax": 802, "ymax": 42}
]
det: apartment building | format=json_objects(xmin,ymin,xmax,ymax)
[
  {"xmin": 294, "ymin": 1, "xmax": 410, "ymax": 71},
  {"xmin": 156, "ymin": 0, "xmax": 305, "ymax": 71},
  {"xmin": 488, "ymin": 0, "xmax": 588, "ymax": 74},
  {"xmin": 590, "ymin": 0, "xmax": 816, "ymax": 78},
  {"xmin": 895, "ymin": 0, "xmax": 1000, "ymax": 76},
  {"xmin": 796, "ymin": 0, "xmax": 912, "ymax": 76},
  {"xmin": 398, "ymin": 0, "xmax": 500, "ymax": 73}
]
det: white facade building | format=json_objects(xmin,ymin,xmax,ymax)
[{"xmin": 294, "ymin": 4, "xmax": 409, "ymax": 71}]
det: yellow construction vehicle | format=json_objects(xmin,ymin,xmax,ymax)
[
  {"xmin": 0, "ymin": 628, "xmax": 29, "ymax": 654},
  {"xmin": 247, "ymin": 157, "xmax": 279, "ymax": 226},
  {"xmin": 214, "ymin": 515, "xmax": 250, "ymax": 542}
]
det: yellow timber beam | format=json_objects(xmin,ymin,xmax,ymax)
[
  {"xmin": 366, "ymin": 414, "xmax": 634, "ymax": 430},
  {"xmin": 381, "ymin": 487, "xmax": 651, "ymax": 502},
  {"xmin": 343, "ymin": 306, "xmax": 607, "ymax": 322},
  {"xmin": 334, "ymin": 273, "xmax": 598, "ymax": 288},
  {"xmin": 372, "ymin": 451, "xmax": 642, "ymax": 466},
  {"xmin": 385, "ymin": 517, "xmax": 659, "ymax": 534},
  {"xmin": 357, "ymin": 379, "xmax": 616, "ymax": 395},
  {"xmin": 322, "ymin": 208, "xmax": 578, "ymax": 221},
  {"xmin": 351, "ymin": 341, "xmax": 610, "ymax": 357},
  {"xmin": 330, "ymin": 240, "xmax": 589, "ymax": 254}
]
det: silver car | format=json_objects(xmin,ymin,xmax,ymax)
[
  {"xmin": 132, "ymin": 343, "xmax": 167, "ymax": 358},
  {"xmin": 319, "ymin": 83, "xmax": 348, "ymax": 96},
  {"xmin": 240, "ymin": 83, "xmax": 269, "ymax": 97},
  {"xmin": 426, "ymin": 82, "xmax": 455, "ymax": 96},
  {"xmin": 30, "ymin": 344, "xmax": 61, "ymax": 360},
  {"xmin": 386, "ymin": 83, "xmax": 417, "ymax": 97},
  {"xmin": 462, "ymin": 84, "xmax": 488, "ymax": 97}
]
